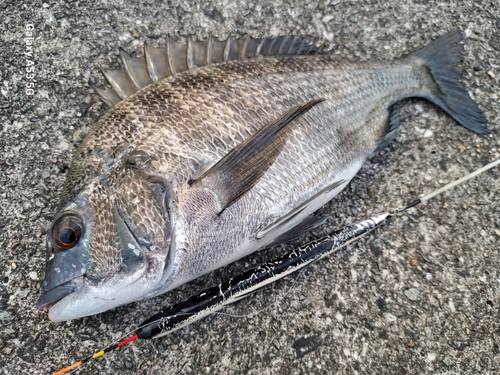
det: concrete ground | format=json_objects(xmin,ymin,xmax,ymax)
[{"xmin": 1, "ymin": 0, "xmax": 499, "ymax": 374}]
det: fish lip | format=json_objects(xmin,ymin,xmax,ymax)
[{"xmin": 36, "ymin": 277, "xmax": 82, "ymax": 310}]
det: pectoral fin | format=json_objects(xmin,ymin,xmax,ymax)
[{"xmin": 190, "ymin": 99, "xmax": 324, "ymax": 213}]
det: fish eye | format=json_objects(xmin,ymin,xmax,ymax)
[{"xmin": 51, "ymin": 214, "xmax": 84, "ymax": 251}]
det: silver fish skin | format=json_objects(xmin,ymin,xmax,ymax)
[{"xmin": 37, "ymin": 31, "xmax": 488, "ymax": 321}]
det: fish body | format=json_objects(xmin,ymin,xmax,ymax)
[{"xmin": 37, "ymin": 31, "xmax": 488, "ymax": 321}]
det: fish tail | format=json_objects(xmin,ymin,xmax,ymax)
[{"xmin": 412, "ymin": 30, "xmax": 490, "ymax": 135}]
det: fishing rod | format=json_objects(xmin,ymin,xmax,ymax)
[{"xmin": 53, "ymin": 158, "xmax": 500, "ymax": 375}]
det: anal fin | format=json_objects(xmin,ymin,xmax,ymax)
[
  {"xmin": 373, "ymin": 103, "xmax": 404, "ymax": 154},
  {"xmin": 190, "ymin": 99, "xmax": 324, "ymax": 213}
]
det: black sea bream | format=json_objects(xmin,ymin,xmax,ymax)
[{"xmin": 37, "ymin": 31, "xmax": 489, "ymax": 321}]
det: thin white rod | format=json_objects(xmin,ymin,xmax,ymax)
[{"xmin": 419, "ymin": 159, "xmax": 500, "ymax": 203}]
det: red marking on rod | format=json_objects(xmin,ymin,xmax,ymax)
[{"xmin": 118, "ymin": 334, "xmax": 138, "ymax": 347}]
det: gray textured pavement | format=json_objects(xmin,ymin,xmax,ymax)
[{"xmin": 1, "ymin": 0, "xmax": 499, "ymax": 374}]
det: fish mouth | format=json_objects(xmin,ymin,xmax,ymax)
[{"xmin": 37, "ymin": 277, "xmax": 82, "ymax": 310}]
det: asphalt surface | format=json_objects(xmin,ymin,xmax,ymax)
[{"xmin": 1, "ymin": 0, "xmax": 499, "ymax": 374}]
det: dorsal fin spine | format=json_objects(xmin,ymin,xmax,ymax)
[
  {"xmin": 119, "ymin": 49, "xmax": 140, "ymax": 90},
  {"xmin": 187, "ymin": 36, "xmax": 194, "ymax": 70},
  {"xmin": 166, "ymin": 36, "xmax": 176, "ymax": 76},
  {"xmin": 277, "ymin": 36, "xmax": 289, "ymax": 55},
  {"xmin": 165, "ymin": 37, "xmax": 173, "ymax": 75},
  {"xmin": 144, "ymin": 44, "xmax": 157, "ymax": 82},
  {"xmin": 286, "ymin": 36, "xmax": 299, "ymax": 55},
  {"xmin": 297, "ymin": 39, "xmax": 307, "ymax": 54},
  {"xmin": 223, "ymin": 39, "xmax": 231, "ymax": 62},
  {"xmin": 306, "ymin": 38, "xmax": 319, "ymax": 55},
  {"xmin": 92, "ymin": 85, "xmax": 121, "ymax": 107},
  {"xmin": 240, "ymin": 36, "xmax": 250, "ymax": 60},
  {"xmin": 119, "ymin": 49, "xmax": 154, "ymax": 90},
  {"xmin": 255, "ymin": 39, "xmax": 265, "ymax": 57},
  {"xmin": 205, "ymin": 35, "xmax": 213, "ymax": 65},
  {"xmin": 268, "ymin": 37, "xmax": 280, "ymax": 55},
  {"xmin": 100, "ymin": 66, "xmax": 135, "ymax": 99}
]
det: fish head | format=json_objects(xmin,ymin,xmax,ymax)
[{"xmin": 37, "ymin": 158, "xmax": 172, "ymax": 322}]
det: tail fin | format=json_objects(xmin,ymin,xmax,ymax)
[{"xmin": 413, "ymin": 30, "xmax": 490, "ymax": 135}]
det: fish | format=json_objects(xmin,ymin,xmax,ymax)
[{"xmin": 37, "ymin": 31, "xmax": 489, "ymax": 322}]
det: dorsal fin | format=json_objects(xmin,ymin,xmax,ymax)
[{"xmin": 93, "ymin": 35, "xmax": 332, "ymax": 108}]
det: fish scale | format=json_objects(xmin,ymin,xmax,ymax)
[{"xmin": 37, "ymin": 31, "xmax": 489, "ymax": 322}]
